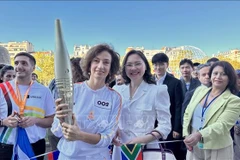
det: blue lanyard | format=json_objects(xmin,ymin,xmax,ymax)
[{"xmin": 200, "ymin": 88, "xmax": 226, "ymax": 129}]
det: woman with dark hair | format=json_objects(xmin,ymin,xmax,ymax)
[
  {"xmin": 183, "ymin": 61, "xmax": 240, "ymax": 160},
  {"xmin": 112, "ymin": 50, "xmax": 171, "ymax": 159},
  {"xmin": 0, "ymin": 65, "xmax": 15, "ymax": 83},
  {"xmin": 51, "ymin": 44, "xmax": 122, "ymax": 160}
]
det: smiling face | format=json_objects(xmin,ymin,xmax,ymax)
[
  {"xmin": 90, "ymin": 51, "xmax": 112, "ymax": 82},
  {"xmin": 124, "ymin": 54, "xmax": 146, "ymax": 82},
  {"xmin": 211, "ymin": 66, "xmax": 229, "ymax": 90},
  {"xmin": 14, "ymin": 56, "xmax": 35, "ymax": 80}
]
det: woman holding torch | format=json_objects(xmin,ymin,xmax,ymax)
[{"xmin": 51, "ymin": 44, "xmax": 122, "ymax": 160}]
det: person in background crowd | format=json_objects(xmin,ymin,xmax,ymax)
[
  {"xmin": 70, "ymin": 57, "xmax": 87, "ymax": 83},
  {"xmin": 179, "ymin": 58, "xmax": 201, "ymax": 97},
  {"xmin": 32, "ymin": 73, "xmax": 38, "ymax": 81},
  {"xmin": 183, "ymin": 61, "xmax": 240, "ymax": 160},
  {"xmin": 152, "ymin": 53, "xmax": 184, "ymax": 160},
  {"xmin": 0, "ymin": 64, "xmax": 6, "ymax": 71},
  {"xmin": 0, "ymin": 65, "xmax": 15, "ymax": 83},
  {"xmin": 206, "ymin": 57, "xmax": 219, "ymax": 66},
  {"xmin": 115, "ymin": 71, "xmax": 125, "ymax": 86},
  {"xmin": 0, "ymin": 52, "xmax": 55, "ymax": 160},
  {"xmin": 47, "ymin": 57, "xmax": 87, "ymax": 151},
  {"xmin": 234, "ymin": 69, "xmax": 240, "ymax": 160},
  {"xmin": 192, "ymin": 62, "xmax": 201, "ymax": 79},
  {"xmin": 51, "ymin": 44, "xmax": 122, "ymax": 160},
  {"xmin": 112, "ymin": 50, "xmax": 171, "ymax": 160},
  {"xmin": 181, "ymin": 63, "xmax": 211, "ymax": 125},
  {"xmin": 112, "ymin": 70, "xmax": 125, "ymax": 90},
  {"xmin": 0, "ymin": 46, "xmax": 11, "ymax": 69}
]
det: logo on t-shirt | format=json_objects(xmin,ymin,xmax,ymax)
[
  {"xmin": 94, "ymin": 100, "xmax": 111, "ymax": 110},
  {"xmin": 28, "ymin": 95, "xmax": 42, "ymax": 99}
]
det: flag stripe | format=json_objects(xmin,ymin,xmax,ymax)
[
  {"xmin": 5, "ymin": 81, "xmax": 21, "ymax": 107},
  {"xmin": 24, "ymin": 113, "xmax": 44, "ymax": 118},
  {"xmin": 121, "ymin": 144, "xmax": 142, "ymax": 160},
  {"xmin": 3, "ymin": 128, "xmax": 13, "ymax": 143},
  {"xmin": 0, "ymin": 127, "xmax": 8, "ymax": 142},
  {"xmin": 47, "ymin": 153, "xmax": 53, "ymax": 160}
]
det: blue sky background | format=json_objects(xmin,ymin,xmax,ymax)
[{"xmin": 0, "ymin": 1, "xmax": 239, "ymax": 56}]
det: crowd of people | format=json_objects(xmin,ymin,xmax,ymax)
[{"xmin": 0, "ymin": 44, "xmax": 240, "ymax": 160}]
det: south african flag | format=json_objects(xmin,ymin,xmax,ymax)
[{"xmin": 120, "ymin": 144, "xmax": 142, "ymax": 160}]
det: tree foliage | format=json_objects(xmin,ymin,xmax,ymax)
[{"xmin": 33, "ymin": 52, "xmax": 54, "ymax": 86}]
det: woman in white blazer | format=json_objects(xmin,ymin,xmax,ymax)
[{"xmin": 112, "ymin": 50, "xmax": 171, "ymax": 160}]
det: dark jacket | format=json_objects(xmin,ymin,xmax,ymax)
[
  {"xmin": 180, "ymin": 78, "xmax": 201, "ymax": 98},
  {"xmin": 163, "ymin": 73, "xmax": 184, "ymax": 133}
]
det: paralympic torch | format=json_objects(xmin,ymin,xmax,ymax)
[{"xmin": 54, "ymin": 19, "xmax": 73, "ymax": 124}]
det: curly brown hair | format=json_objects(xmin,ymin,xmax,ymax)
[{"xmin": 80, "ymin": 44, "xmax": 120, "ymax": 83}]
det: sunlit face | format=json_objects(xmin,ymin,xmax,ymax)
[
  {"xmin": 211, "ymin": 66, "xmax": 229, "ymax": 90},
  {"xmin": 90, "ymin": 51, "xmax": 112, "ymax": 82},
  {"xmin": 115, "ymin": 74, "xmax": 124, "ymax": 85},
  {"xmin": 14, "ymin": 56, "xmax": 35, "ymax": 79},
  {"xmin": 198, "ymin": 66, "xmax": 210, "ymax": 86},
  {"xmin": 180, "ymin": 63, "xmax": 193, "ymax": 78},
  {"xmin": 153, "ymin": 62, "xmax": 168, "ymax": 78},
  {"xmin": 125, "ymin": 54, "xmax": 146, "ymax": 82},
  {"xmin": 2, "ymin": 70, "xmax": 15, "ymax": 82}
]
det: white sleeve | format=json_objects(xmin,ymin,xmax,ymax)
[
  {"xmin": 44, "ymin": 89, "xmax": 55, "ymax": 117},
  {"xmin": 51, "ymin": 116, "xmax": 63, "ymax": 138},
  {"xmin": 154, "ymin": 85, "xmax": 171, "ymax": 139},
  {"xmin": 0, "ymin": 89, "xmax": 8, "ymax": 119},
  {"xmin": 95, "ymin": 92, "xmax": 122, "ymax": 147}
]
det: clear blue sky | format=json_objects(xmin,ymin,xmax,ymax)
[{"xmin": 0, "ymin": 1, "xmax": 239, "ymax": 56}]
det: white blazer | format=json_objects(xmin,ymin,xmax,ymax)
[{"xmin": 114, "ymin": 80, "xmax": 171, "ymax": 142}]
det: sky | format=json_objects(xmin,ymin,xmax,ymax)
[{"xmin": 0, "ymin": 1, "xmax": 240, "ymax": 56}]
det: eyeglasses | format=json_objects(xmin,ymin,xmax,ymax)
[{"xmin": 125, "ymin": 62, "xmax": 142, "ymax": 68}]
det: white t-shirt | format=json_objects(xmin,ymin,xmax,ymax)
[
  {"xmin": 0, "ymin": 80, "xmax": 55, "ymax": 144},
  {"xmin": 51, "ymin": 81, "xmax": 122, "ymax": 159}
]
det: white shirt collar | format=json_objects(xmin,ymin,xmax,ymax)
[{"xmin": 155, "ymin": 72, "xmax": 167, "ymax": 85}]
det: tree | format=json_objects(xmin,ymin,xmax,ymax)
[{"xmin": 33, "ymin": 52, "xmax": 54, "ymax": 86}]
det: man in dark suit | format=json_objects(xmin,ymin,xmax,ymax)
[
  {"xmin": 179, "ymin": 58, "xmax": 201, "ymax": 98},
  {"xmin": 181, "ymin": 63, "xmax": 211, "ymax": 125},
  {"xmin": 152, "ymin": 53, "xmax": 184, "ymax": 160}
]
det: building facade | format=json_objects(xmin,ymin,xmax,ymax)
[
  {"xmin": 125, "ymin": 46, "xmax": 174, "ymax": 60},
  {"xmin": 0, "ymin": 41, "xmax": 34, "ymax": 57},
  {"xmin": 73, "ymin": 45, "xmax": 91, "ymax": 58}
]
